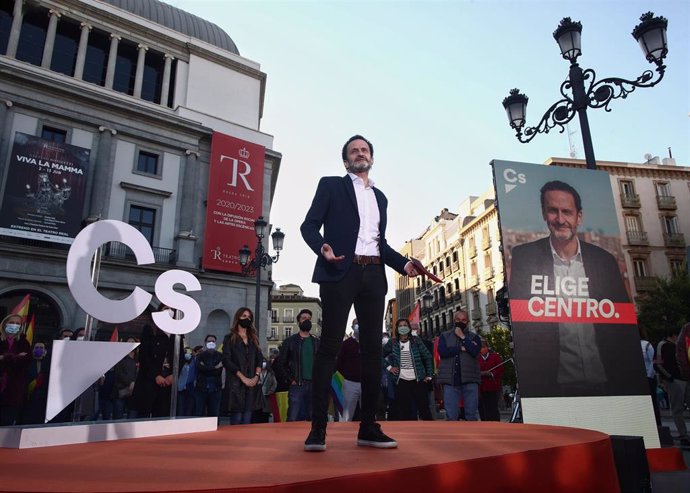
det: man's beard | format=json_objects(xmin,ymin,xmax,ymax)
[{"xmin": 347, "ymin": 158, "xmax": 372, "ymax": 173}]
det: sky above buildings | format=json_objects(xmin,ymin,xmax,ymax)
[{"xmin": 166, "ymin": 0, "xmax": 689, "ymax": 301}]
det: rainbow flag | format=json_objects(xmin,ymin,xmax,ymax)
[
  {"xmin": 330, "ymin": 371, "xmax": 345, "ymax": 416},
  {"xmin": 11, "ymin": 294, "xmax": 30, "ymax": 320},
  {"xmin": 25, "ymin": 314, "xmax": 35, "ymax": 345}
]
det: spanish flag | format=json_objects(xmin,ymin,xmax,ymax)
[
  {"xmin": 25, "ymin": 314, "xmax": 35, "ymax": 345},
  {"xmin": 11, "ymin": 293, "xmax": 30, "ymax": 320},
  {"xmin": 110, "ymin": 326, "xmax": 119, "ymax": 342}
]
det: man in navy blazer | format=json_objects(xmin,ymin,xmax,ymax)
[{"xmin": 300, "ymin": 135, "xmax": 418, "ymax": 451}]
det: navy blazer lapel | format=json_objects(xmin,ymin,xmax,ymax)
[{"xmin": 342, "ymin": 175, "xmax": 357, "ymax": 210}]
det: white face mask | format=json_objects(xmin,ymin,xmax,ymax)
[
  {"xmin": 382, "ymin": 336, "xmax": 390, "ymax": 345},
  {"xmin": 4, "ymin": 323, "xmax": 21, "ymax": 335},
  {"xmin": 411, "ymin": 330, "xmax": 418, "ymax": 337},
  {"xmin": 63, "ymin": 336, "xmax": 71, "ymax": 341},
  {"xmin": 77, "ymin": 336, "xmax": 85, "ymax": 341},
  {"xmin": 206, "ymin": 341, "xmax": 216, "ymax": 350}
]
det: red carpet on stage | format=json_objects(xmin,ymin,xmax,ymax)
[{"xmin": 0, "ymin": 421, "xmax": 620, "ymax": 493}]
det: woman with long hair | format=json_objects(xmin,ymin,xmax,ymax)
[
  {"xmin": 222, "ymin": 307, "xmax": 265, "ymax": 425},
  {"xmin": 0, "ymin": 314, "xmax": 31, "ymax": 425}
]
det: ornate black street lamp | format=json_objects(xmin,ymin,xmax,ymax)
[
  {"xmin": 502, "ymin": 12, "xmax": 668, "ymax": 170},
  {"xmin": 422, "ymin": 292, "xmax": 433, "ymax": 338},
  {"xmin": 239, "ymin": 216, "xmax": 284, "ymax": 339}
]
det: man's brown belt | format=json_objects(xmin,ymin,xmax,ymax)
[{"xmin": 353, "ymin": 255, "xmax": 381, "ymax": 265}]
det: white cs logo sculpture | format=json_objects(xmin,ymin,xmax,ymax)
[{"xmin": 66, "ymin": 220, "xmax": 201, "ymax": 334}]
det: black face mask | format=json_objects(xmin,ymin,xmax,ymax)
[
  {"xmin": 238, "ymin": 318, "xmax": 252, "ymax": 329},
  {"xmin": 299, "ymin": 320, "xmax": 312, "ymax": 332},
  {"xmin": 455, "ymin": 321, "xmax": 467, "ymax": 330}
]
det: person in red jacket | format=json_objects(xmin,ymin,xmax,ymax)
[{"xmin": 478, "ymin": 338, "xmax": 504, "ymax": 422}]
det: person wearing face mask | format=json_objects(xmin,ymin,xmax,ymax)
[
  {"xmin": 478, "ymin": 338, "xmax": 504, "ymax": 422},
  {"xmin": 336, "ymin": 319, "xmax": 362, "ymax": 421},
  {"xmin": 196, "ymin": 334, "xmax": 223, "ymax": 419},
  {"xmin": 0, "ymin": 314, "xmax": 31, "ymax": 425},
  {"xmin": 385, "ymin": 319, "xmax": 434, "ymax": 421},
  {"xmin": 173, "ymin": 345, "xmax": 196, "ymax": 417},
  {"xmin": 112, "ymin": 337, "xmax": 138, "ymax": 419},
  {"xmin": 437, "ymin": 310, "xmax": 481, "ymax": 421},
  {"xmin": 277, "ymin": 308, "xmax": 319, "ymax": 422},
  {"xmin": 222, "ymin": 307, "xmax": 265, "ymax": 425},
  {"xmin": 130, "ymin": 305, "xmax": 179, "ymax": 418},
  {"xmin": 22, "ymin": 340, "xmax": 51, "ymax": 424}
]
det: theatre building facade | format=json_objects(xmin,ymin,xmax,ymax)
[{"xmin": 0, "ymin": 0, "xmax": 282, "ymax": 347}]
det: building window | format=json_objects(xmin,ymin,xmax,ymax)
[
  {"xmin": 113, "ymin": 39, "xmax": 138, "ymax": 95},
  {"xmin": 625, "ymin": 215, "xmax": 641, "ymax": 232},
  {"xmin": 41, "ymin": 126, "xmax": 67, "ymax": 143},
  {"xmin": 270, "ymin": 327, "xmax": 277, "ymax": 339},
  {"xmin": 83, "ymin": 28, "xmax": 110, "ymax": 86},
  {"xmin": 136, "ymin": 150, "xmax": 159, "ymax": 175},
  {"xmin": 284, "ymin": 327, "xmax": 292, "ymax": 338},
  {"xmin": 0, "ymin": 0, "xmax": 12, "ymax": 55},
  {"xmin": 620, "ymin": 180, "xmax": 636, "ymax": 196},
  {"xmin": 283, "ymin": 308, "xmax": 293, "ymax": 323},
  {"xmin": 16, "ymin": 4, "xmax": 48, "ymax": 66},
  {"xmin": 128, "ymin": 205, "xmax": 156, "ymax": 244},
  {"xmin": 271, "ymin": 309, "xmax": 278, "ymax": 323},
  {"xmin": 633, "ymin": 258, "xmax": 647, "ymax": 278},
  {"xmin": 670, "ymin": 258, "xmax": 685, "ymax": 275},
  {"xmin": 655, "ymin": 182, "xmax": 671, "ymax": 197},
  {"xmin": 662, "ymin": 215, "xmax": 679, "ymax": 235},
  {"xmin": 51, "ymin": 18, "xmax": 80, "ymax": 76},
  {"xmin": 142, "ymin": 49, "xmax": 165, "ymax": 104}
]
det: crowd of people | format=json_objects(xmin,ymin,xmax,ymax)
[{"xmin": 0, "ymin": 305, "xmax": 513, "ymax": 427}]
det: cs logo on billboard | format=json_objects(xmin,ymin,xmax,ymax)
[{"xmin": 503, "ymin": 168, "xmax": 526, "ymax": 194}]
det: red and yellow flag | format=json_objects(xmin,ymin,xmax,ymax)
[
  {"xmin": 25, "ymin": 314, "xmax": 35, "ymax": 345},
  {"xmin": 11, "ymin": 294, "xmax": 30, "ymax": 320},
  {"xmin": 408, "ymin": 302, "xmax": 421, "ymax": 324}
]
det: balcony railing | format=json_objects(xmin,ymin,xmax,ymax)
[
  {"xmin": 485, "ymin": 301, "xmax": 497, "ymax": 316},
  {"xmin": 620, "ymin": 193, "xmax": 641, "ymax": 208},
  {"xmin": 469, "ymin": 274, "xmax": 479, "ymax": 287},
  {"xmin": 482, "ymin": 237, "xmax": 491, "ymax": 250},
  {"xmin": 471, "ymin": 308, "xmax": 482, "ymax": 321},
  {"xmin": 483, "ymin": 267, "xmax": 494, "ymax": 280},
  {"xmin": 468, "ymin": 245, "xmax": 477, "ymax": 258},
  {"xmin": 626, "ymin": 230, "xmax": 648, "ymax": 246},
  {"xmin": 453, "ymin": 291, "xmax": 462, "ymax": 301},
  {"xmin": 656, "ymin": 195, "xmax": 677, "ymax": 210},
  {"xmin": 663, "ymin": 233, "xmax": 685, "ymax": 248},
  {"xmin": 634, "ymin": 276, "xmax": 659, "ymax": 292},
  {"xmin": 451, "ymin": 261, "xmax": 460, "ymax": 272},
  {"xmin": 103, "ymin": 241, "xmax": 176, "ymax": 265}
]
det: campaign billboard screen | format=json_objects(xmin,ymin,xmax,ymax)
[
  {"xmin": 0, "ymin": 132, "xmax": 89, "ymax": 244},
  {"xmin": 202, "ymin": 132, "xmax": 265, "ymax": 273},
  {"xmin": 492, "ymin": 160, "xmax": 657, "ymax": 446}
]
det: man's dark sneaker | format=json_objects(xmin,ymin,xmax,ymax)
[
  {"xmin": 304, "ymin": 427, "xmax": 326, "ymax": 452},
  {"xmin": 357, "ymin": 423, "xmax": 398, "ymax": 448}
]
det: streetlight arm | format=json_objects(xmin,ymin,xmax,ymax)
[
  {"xmin": 585, "ymin": 65, "xmax": 665, "ymax": 112},
  {"xmin": 515, "ymin": 95, "xmax": 575, "ymax": 144}
]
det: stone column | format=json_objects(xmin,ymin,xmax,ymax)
[
  {"xmin": 104, "ymin": 34, "xmax": 120, "ymax": 89},
  {"xmin": 5, "ymin": 0, "xmax": 24, "ymax": 59},
  {"xmin": 160, "ymin": 53, "xmax": 174, "ymax": 106},
  {"xmin": 133, "ymin": 44, "xmax": 148, "ymax": 98},
  {"xmin": 73, "ymin": 23, "xmax": 91, "ymax": 80},
  {"xmin": 40, "ymin": 10, "xmax": 60, "ymax": 68},
  {"xmin": 0, "ymin": 100, "xmax": 13, "ymax": 183},
  {"xmin": 175, "ymin": 149, "xmax": 199, "ymax": 267},
  {"xmin": 88, "ymin": 126, "xmax": 117, "ymax": 221}
]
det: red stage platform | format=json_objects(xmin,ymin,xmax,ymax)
[{"xmin": 0, "ymin": 421, "xmax": 620, "ymax": 493}]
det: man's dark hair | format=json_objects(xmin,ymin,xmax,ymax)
[
  {"xmin": 204, "ymin": 334, "xmax": 217, "ymax": 343},
  {"xmin": 341, "ymin": 134, "xmax": 373, "ymax": 162},
  {"xmin": 539, "ymin": 180, "xmax": 582, "ymax": 212},
  {"xmin": 296, "ymin": 308, "xmax": 312, "ymax": 322}
]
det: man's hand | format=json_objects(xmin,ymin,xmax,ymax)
[
  {"xmin": 321, "ymin": 243, "xmax": 345, "ymax": 263},
  {"xmin": 389, "ymin": 367, "xmax": 399, "ymax": 375},
  {"xmin": 155, "ymin": 375, "xmax": 166, "ymax": 387},
  {"xmin": 404, "ymin": 261, "xmax": 420, "ymax": 276}
]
